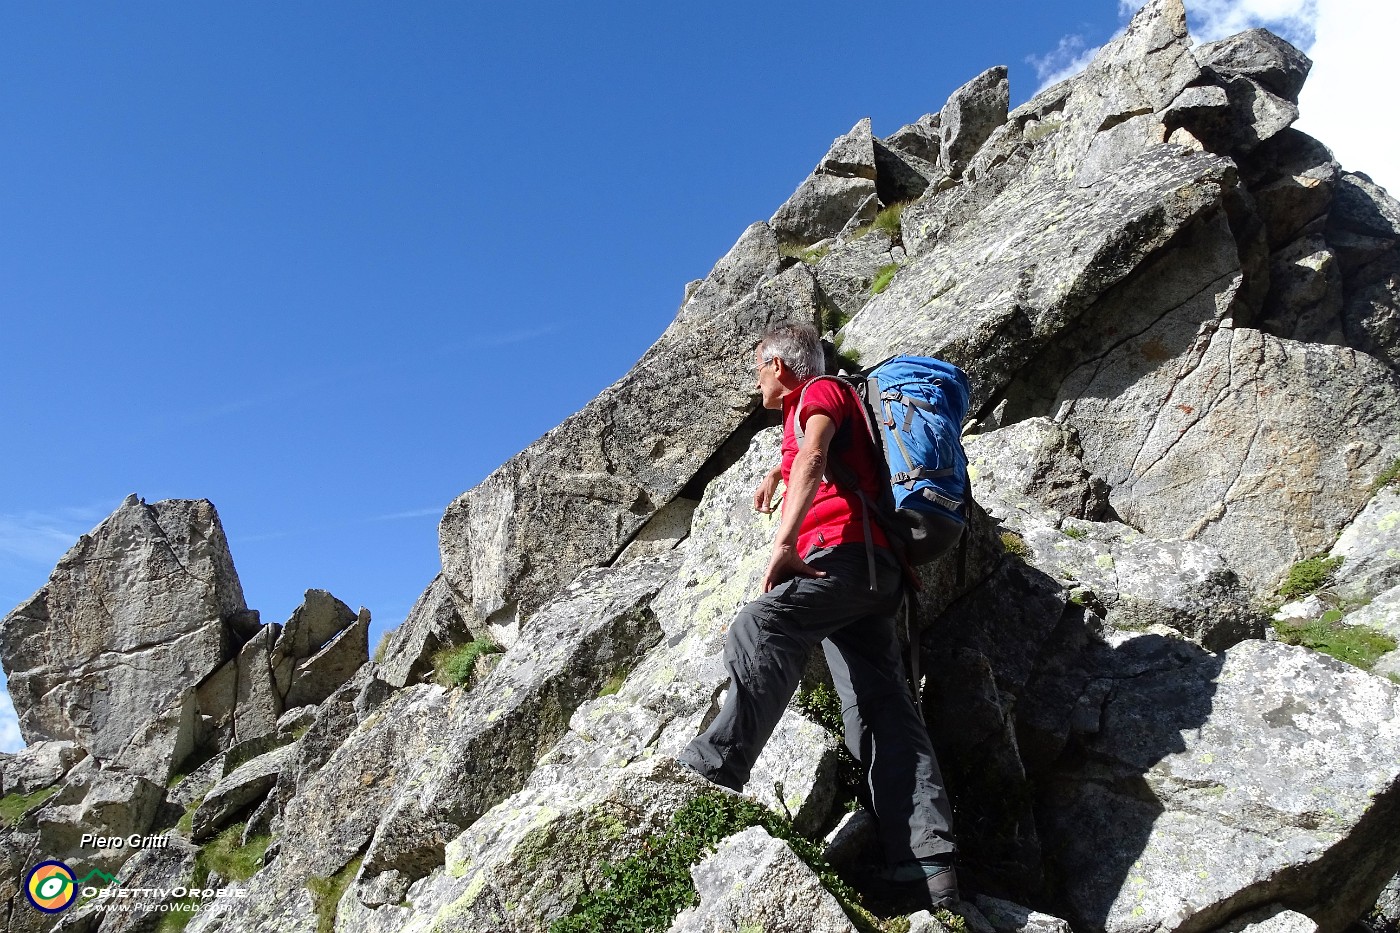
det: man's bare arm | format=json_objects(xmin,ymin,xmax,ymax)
[{"xmin": 761, "ymin": 412, "xmax": 835, "ymax": 592}]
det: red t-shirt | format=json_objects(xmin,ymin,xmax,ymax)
[{"xmin": 781, "ymin": 377, "xmax": 890, "ymax": 558}]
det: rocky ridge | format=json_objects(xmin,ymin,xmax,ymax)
[{"xmin": 3, "ymin": 2, "xmax": 1400, "ymax": 932}]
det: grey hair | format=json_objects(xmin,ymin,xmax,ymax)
[{"xmin": 758, "ymin": 322, "xmax": 825, "ymax": 380}]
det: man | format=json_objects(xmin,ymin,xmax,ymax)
[{"xmin": 679, "ymin": 321, "xmax": 958, "ymax": 910}]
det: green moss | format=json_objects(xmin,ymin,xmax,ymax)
[
  {"xmin": 1278, "ymin": 556, "xmax": 1343, "ymax": 600},
  {"xmin": 0, "ymin": 786, "xmax": 58, "ymax": 827},
  {"xmin": 1272, "ymin": 617, "xmax": 1397, "ymax": 671},
  {"xmin": 549, "ymin": 791, "xmax": 890, "ymax": 933},
  {"xmin": 1061, "ymin": 526, "xmax": 1088, "ymax": 540},
  {"xmin": 1000, "ymin": 531, "xmax": 1031, "ymax": 562},
  {"xmin": 872, "ymin": 202, "xmax": 906, "ymax": 237},
  {"xmin": 597, "ymin": 672, "xmax": 626, "ymax": 697},
  {"xmin": 869, "ymin": 263, "xmax": 899, "ymax": 296},
  {"xmin": 308, "ymin": 856, "xmax": 363, "ymax": 933},
  {"xmin": 433, "ymin": 638, "xmax": 503, "ymax": 689}
]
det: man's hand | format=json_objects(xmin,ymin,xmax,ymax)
[
  {"xmin": 753, "ymin": 466, "xmax": 783, "ymax": 513},
  {"xmin": 762, "ymin": 543, "xmax": 827, "ymax": 592}
]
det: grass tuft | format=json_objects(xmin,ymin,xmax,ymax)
[
  {"xmin": 1272, "ymin": 617, "xmax": 1397, "ymax": 671},
  {"xmin": 157, "ymin": 822, "xmax": 270, "ymax": 933},
  {"xmin": 1278, "ymin": 556, "xmax": 1343, "ymax": 601},
  {"xmin": 1061, "ymin": 526, "xmax": 1088, "ymax": 540},
  {"xmin": 870, "ymin": 263, "xmax": 899, "ymax": 296},
  {"xmin": 872, "ymin": 202, "xmax": 906, "ymax": 237},
  {"xmin": 432, "ymin": 638, "xmax": 503, "ymax": 688},
  {"xmin": 1000, "ymin": 531, "xmax": 1031, "ymax": 562},
  {"xmin": 1373, "ymin": 458, "xmax": 1400, "ymax": 493},
  {"xmin": 308, "ymin": 857, "xmax": 363, "ymax": 933},
  {"xmin": 0, "ymin": 786, "xmax": 59, "ymax": 827}
]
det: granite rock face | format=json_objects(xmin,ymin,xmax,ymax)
[
  {"xmin": 7, "ymin": 3, "xmax": 1400, "ymax": 933},
  {"xmin": 0, "ymin": 496, "xmax": 245, "ymax": 769}
]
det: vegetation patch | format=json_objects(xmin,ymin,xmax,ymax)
[
  {"xmin": 597, "ymin": 671, "xmax": 627, "ymax": 697},
  {"xmin": 373, "ymin": 629, "xmax": 394, "ymax": 663},
  {"xmin": 795, "ymin": 682, "xmax": 844, "ymax": 735},
  {"xmin": 549, "ymin": 791, "xmax": 898, "ymax": 933},
  {"xmin": 1373, "ymin": 457, "xmax": 1400, "ymax": 493},
  {"xmin": 1278, "ymin": 556, "xmax": 1343, "ymax": 601},
  {"xmin": 1000, "ymin": 531, "xmax": 1031, "ymax": 562},
  {"xmin": 0, "ymin": 786, "xmax": 59, "ymax": 827},
  {"xmin": 1061, "ymin": 526, "xmax": 1088, "ymax": 540},
  {"xmin": 308, "ymin": 856, "xmax": 363, "ymax": 933},
  {"xmin": 433, "ymin": 638, "xmax": 503, "ymax": 688},
  {"xmin": 870, "ymin": 263, "xmax": 899, "ymax": 296},
  {"xmin": 872, "ymin": 202, "xmax": 906, "ymax": 238},
  {"xmin": 1272, "ymin": 617, "xmax": 1397, "ymax": 671},
  {"xmin": 157, "ymin": 822, "xmax": 271, "ymax": 933},
  {"xmin": 801, "ymin": 243, "xmax": 832, "ymax": 264}
]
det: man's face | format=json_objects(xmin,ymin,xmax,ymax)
[{"xmin": 754, "ymin": 347, "xmax": 783, "ymax": 410}]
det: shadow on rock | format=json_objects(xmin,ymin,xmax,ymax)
[{"xmin": 920, "ymin": 533, "xmax": 1222, "ymax": 930}]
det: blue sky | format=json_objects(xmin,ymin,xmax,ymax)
[{"xmin": 1, "ymin": 1, "xmax": 1393, "ymax": 752}]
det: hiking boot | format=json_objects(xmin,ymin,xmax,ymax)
[{"xmin": 866, "ymin": 857, "xmax": 959, "ymax": 914}]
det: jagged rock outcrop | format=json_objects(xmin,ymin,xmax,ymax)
[
  {"xmin": 0, "ymin": 496, "xmax": 248, "ymax": 773},
  {"xmin": 6, "ymin": 2, "xmax": 1400, "ymax": 932}
]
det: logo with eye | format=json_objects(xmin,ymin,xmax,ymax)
[{"xmin": 25, "ymin": 861, "xmax": 78, "ymax": 913}]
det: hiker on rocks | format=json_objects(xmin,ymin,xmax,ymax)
[{"xmin": 679, "ymin": 321, "xmax": 959, "ymax": 911}]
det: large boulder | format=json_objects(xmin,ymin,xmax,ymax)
[
  {"xmin": 0, "ymin": 496, "xmax": 247, "ymax": 771},
  {"xmin": 1041, "ymin": 640, "xmax": 1400, "ymax": 933},
  {"xmin": 770, "ymin": 118, "xmax": 880, "ymax": 246}
]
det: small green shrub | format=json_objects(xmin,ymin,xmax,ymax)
[
  {"xmin": 308, "ymin": 856, "xmax": 363, "ymax": 933},
  {"xmin": 1278, "ymin": 556, "xmax": 1343, "ymax": 601},
  {"xmin": 1061, "ymin": 526, "xmax": 1088, "ymax": 540},
  {"xmin": 432, "ymin": 638, "xmax": 503, "ymax": 688},
  {"xmin": 870, "ymin": 263, "xmax": 899, "ymax": 295},
  {"xmin": 550, "ymin": 791, "xmax": 885, "ymax": 933},
  {"xmin": 1000, "ymin": 531, "xmax": 1031, "ymax": 562},
  {"xmin": 795, "ymin": 682, "xmax": 844, "ymax": 734},
  {"xmin": 0, "ymin": 786, "xmax": 58, "ymax": 827},
  {"xmin": 872, "ymin": 202, "xmax": 906, "ymax": 237},
  {"xmin": 1273, "ymin": 617, "xmax": 1397, "ymax": 671}
]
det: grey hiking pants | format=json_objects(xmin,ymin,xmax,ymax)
[{"xmin": 680, "ymin": 543, "xmax": 956, "ymax": 864}]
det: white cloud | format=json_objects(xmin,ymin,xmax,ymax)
[
  {"xmin": 1294, "ymin": 0, "xmax": 1399, "ymax": 193},
  {"xmin": 0, "ymin": 506, "xmax": 107, "ymax": 566},
  {"xmin": 1175, "ymin": 0, "xmax": 1319, "ymax": 47},
  {"xmin": 1027, "ymin": 1, "xmax": 1393, "ymax": 193},
  {"xmin": 1027, "ymin": 34, "xmax": 1105, "ymax": 90},
  {"xmin": 0, "ymin": 684, "xmax": 24, "ymax": 753}
]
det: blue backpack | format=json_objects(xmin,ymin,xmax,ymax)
[{"xmin": 796, "ymin": 354, "xmax": 971, "ymax": 567}]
